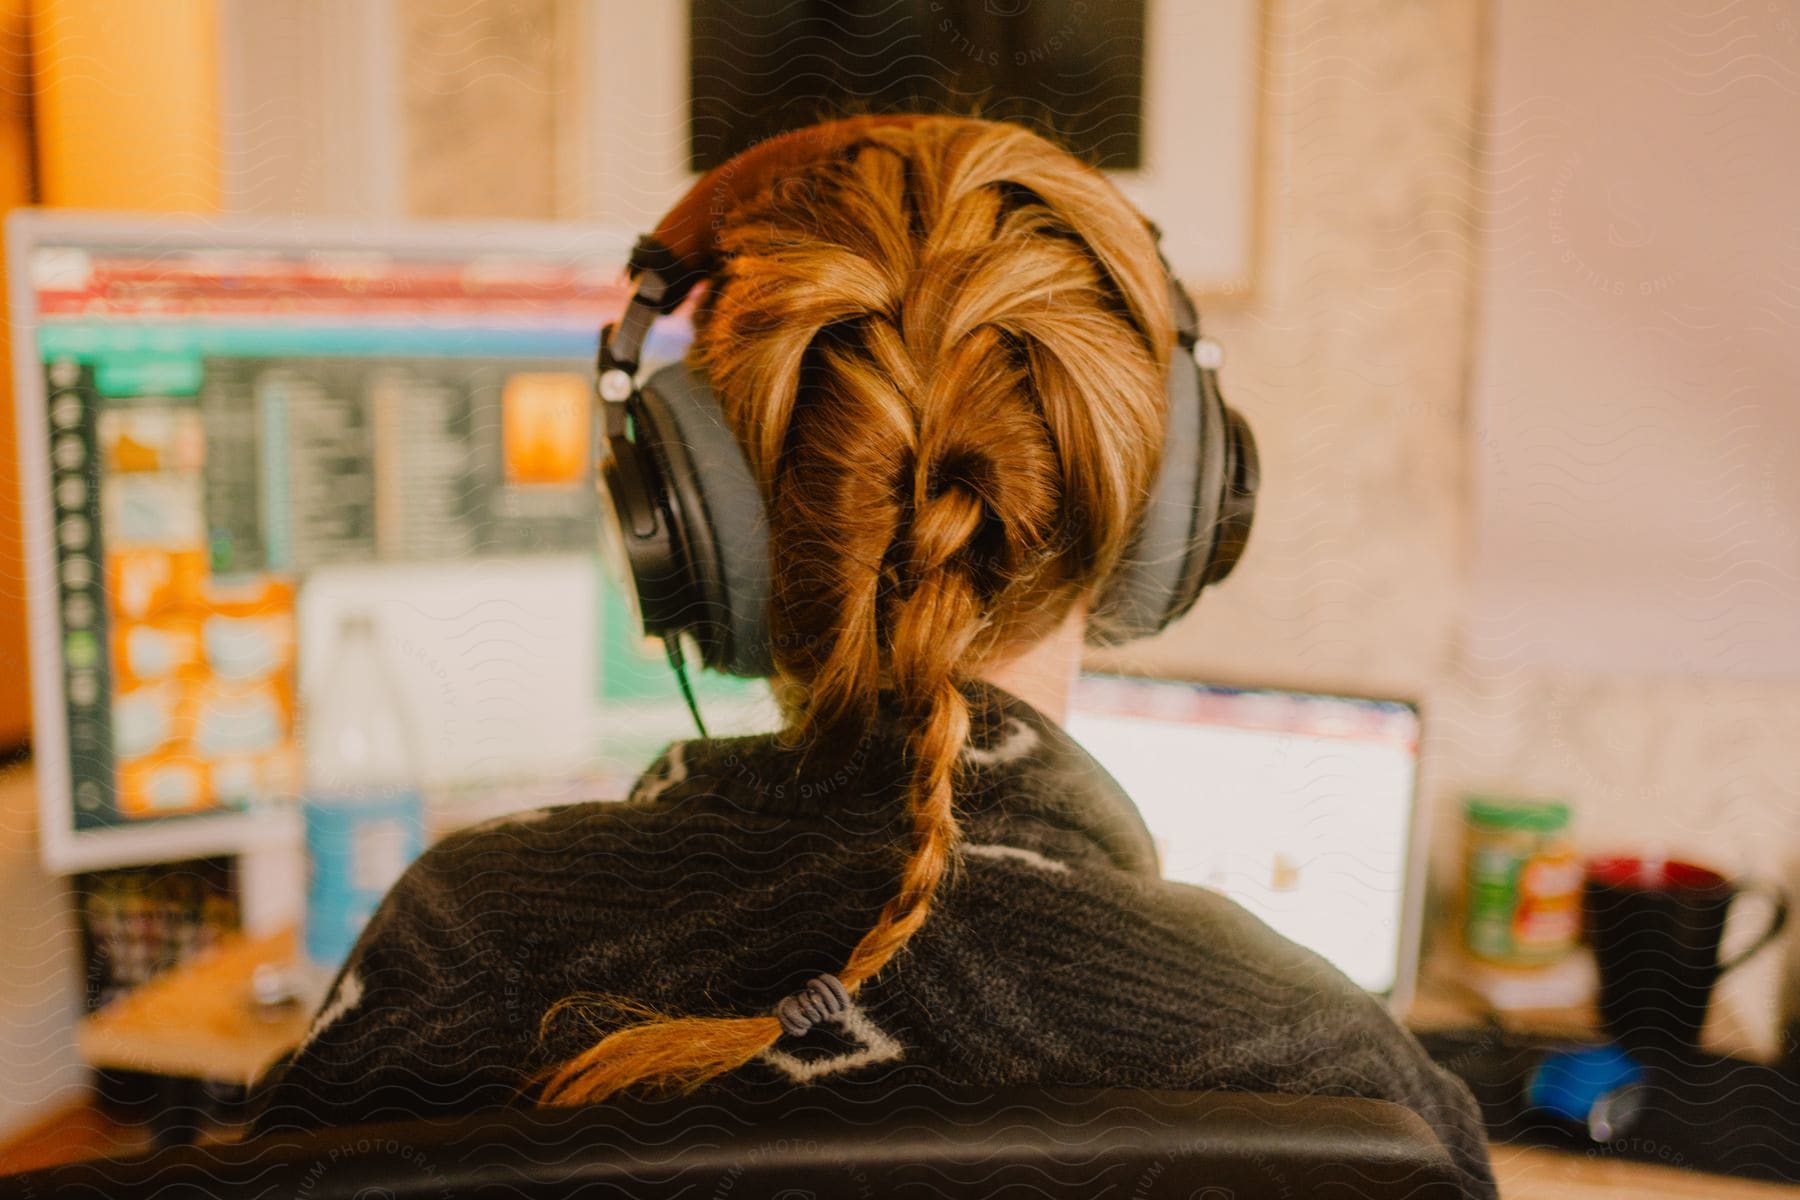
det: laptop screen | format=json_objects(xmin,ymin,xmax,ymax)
[{"xmin": 1066, "ymin": 674, "xmax": 1423, "ymax": 997}]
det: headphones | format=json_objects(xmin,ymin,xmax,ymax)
[{"xmin": 595, "ymin": 116, "xmax": 1259, "ymax": 681}]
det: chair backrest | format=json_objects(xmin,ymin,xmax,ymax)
[{"xmin": 2, "ymin": 1084, "xmax": 1465, "ymax": 1199}]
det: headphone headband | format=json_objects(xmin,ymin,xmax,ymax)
[{"xmin": 628, "ymin": 115, "xmax": 936, "ymax": 315}]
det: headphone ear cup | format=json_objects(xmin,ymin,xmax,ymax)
[
  {"xmin": 1202, "ymin": 403, "xmax": 1259, "ymax": 588},
  {"xmin": 1086, "ymin": 345, "xmax": 1226, "ymax": 646},
  {"xmin": 598, "ymin": 425, "xmax": 687, "ymax": 644},
  {"xmin": 632, "ymin": 361, "xmax": 774, "ymax": 678}
]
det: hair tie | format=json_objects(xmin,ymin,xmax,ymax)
[{"xmin": 774, "ymin": 973, "xmax": 851, "ymax": 1038}]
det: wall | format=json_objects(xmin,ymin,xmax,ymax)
[
  {"xmin": 1444, "ymin": 0, "xmax": 1800, "ymax": 1055},
  {"xmin": 217, "ymin": 0, "xmax": 405, "ymax": 217},
  {"xmin": 1092, "ymin": 0, "xmax": 1486, "ymax": 703},
  {"xmin": 399, "ymin": 0, "xmax": 562, "ymax": 219},
  {"xmin": 1468, "ymin": 0, "xmax": 1800, "ymax": 681}
]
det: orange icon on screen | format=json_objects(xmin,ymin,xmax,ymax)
[
  {"xmin": 1271, "ymin": 853, "xmax": 1302, "ymax": 892},
  {"xmin": 110, "ymin": 432, "xmax": 161, "ymax": 472},
  {"xmin": 503, "ymin": 373, "xmax": 588, "ymax": 486}
]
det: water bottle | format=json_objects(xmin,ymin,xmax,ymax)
[{"xmin": 301, "ymin": 611, "xmax": 425, "ymax": 974}]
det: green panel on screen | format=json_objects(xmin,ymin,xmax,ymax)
[{"xmin": 594, "ymin": 565, "xmax": 761, "ymax": 706}]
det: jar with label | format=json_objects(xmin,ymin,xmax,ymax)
[{"xmin": 1463, "ymin": 795, "xmax": 1581, "ymax": 966}]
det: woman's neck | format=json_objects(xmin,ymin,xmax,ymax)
[{"xmin": 976, "ymin": 599, "xmax": 1087, "ymax": 724}]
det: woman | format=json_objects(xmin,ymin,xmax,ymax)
[{"xmin": 255, "ymin": 115, "xmax": 1495, "ymax": 1197}]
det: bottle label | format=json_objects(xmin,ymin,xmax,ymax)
[
  {"xmin": 1464, "ymin": 828, "xmax": 1580, "ymax": 964},
  {"xmin": 302, "ymin": 786, "xmax": 424, "ymax": 970}
]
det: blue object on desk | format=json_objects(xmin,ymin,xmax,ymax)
[{"xmin": 1526, "ymin": 1043, "xmax": 1646, "ymax": 1141}]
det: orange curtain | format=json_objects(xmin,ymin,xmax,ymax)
[
  {"xmin": 0, "ymin": 0, "xmax": 36, "ymax": 746},
  {"xmin": 30, "ymin": 0, "xmax": 220, "ymax": 210},
  {"xmin": 0, "ymin": 0, "xmax": 221, "ymax": 748}
]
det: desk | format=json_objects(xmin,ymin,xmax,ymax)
[
  {"xmin": 76, "ymin": 928, "xmax": 309, "ymax": 1090},
  {"xmin": 1493, "ymin": 1143, "xmax": 1799, "ymax": 1197}
]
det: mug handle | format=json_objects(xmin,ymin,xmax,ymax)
[{"xmin": 1719, "ymin": 883, "xmax": 1790, "ymax": 975}]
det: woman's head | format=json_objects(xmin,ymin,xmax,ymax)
[
  {"xmin": 539, "ymin": 115, "xmax": 1174, "ymax": 1105},
  {"xmin": 695, "ymin": 115, "xmax": 1173, "ymax": 727}
]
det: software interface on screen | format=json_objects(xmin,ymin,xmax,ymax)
[
  {"xmin": 1067, "ymin": 675, "xmax": 1421, "ymax": 995},
  {"xmin": 18, "ymin": 221, "xmax": 772, "ymax": 865}
]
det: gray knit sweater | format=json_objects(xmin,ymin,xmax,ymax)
[{"xmin": 253, "ymin": 682, "xmax": 1496, "ymax": 1197}]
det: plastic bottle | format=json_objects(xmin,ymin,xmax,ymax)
[{"xmin": 300, "ymin": 610, "xmax": 425, "ymax": 975}]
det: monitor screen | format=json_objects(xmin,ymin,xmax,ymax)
[
  {"xmin": 13, "ymin": 214, "xmax": 774, "ymax": 871},
  {"xmin": 1066, "ymin": 674, "xmax": 1422, "ymax": 996}
]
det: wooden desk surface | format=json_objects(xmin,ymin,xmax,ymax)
[
  {"xmin": 75, "ymin": 927, "xmax": 310, "ymax": 1090},
  {"xmin": 1493, "ymin": 1143, "xmax": 1799, "ymax": 1197}
]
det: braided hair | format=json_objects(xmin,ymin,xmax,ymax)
[{"xmin": 538, "ymin": 116, "xmax": 1174, "ymax": 1105}]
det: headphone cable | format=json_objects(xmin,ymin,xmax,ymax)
[{"xmin": 664, "ymin": 635, "xmax": 710, "ymax": 739}]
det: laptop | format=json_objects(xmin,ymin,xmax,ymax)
[{"xmin": 1067, "ymin": 672, "xmax": 1428, "ymax": 1014}]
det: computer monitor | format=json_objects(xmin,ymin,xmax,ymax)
[
  {"xmin": 1066, "ymin": 674, "xmax": 1427, "ymax": 1010},
  {"xmin": 9, "ymin": 211, "xmax": 775, "ymax": 874}
]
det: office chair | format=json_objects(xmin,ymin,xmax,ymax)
[{"xmin": 3, "ymin": 1082, "xmax": 1465, "ymax": 1199}]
